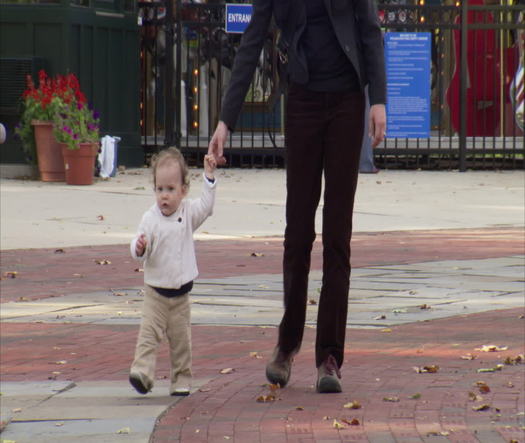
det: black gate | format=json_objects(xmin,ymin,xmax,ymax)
[{"xmin": 138, "ymin": 0, "xmax": 524, "ymax": 170}]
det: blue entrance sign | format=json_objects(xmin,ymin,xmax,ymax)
[
  {"xmin": 385, "ymin": 32, "xmax": 431, "ymax": 138},
  {"xmin": 225, "ymin": 4, "xmax": 253, "ymax": 34}
]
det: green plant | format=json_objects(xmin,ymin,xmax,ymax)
[
  {"xmin": 15, "ymin": 70, "xmax": 63, "ymax": 164},
  {"xmin": 53, "ymin": 97, "xmax": 100, "ymax": 150}
]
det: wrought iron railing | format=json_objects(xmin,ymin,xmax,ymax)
[{"xmin": 138, "ymin": 0, "xmax": 524, "ymax": 169}]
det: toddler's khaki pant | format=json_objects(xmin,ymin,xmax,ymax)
[{"xmin": 130, "ymin": 285, "xmax": 192, "ymax": 393}]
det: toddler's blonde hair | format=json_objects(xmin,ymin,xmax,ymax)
[{"xmin": 151, "ymin": 147, "xmax": 190, "ymax": 188}]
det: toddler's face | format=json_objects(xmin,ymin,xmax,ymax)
[{"xmin": 154, "ymin": 160, "xmax": 187, "ymax": 216}]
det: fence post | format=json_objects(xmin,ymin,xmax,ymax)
[
  {"xmin": 174, "ymin": 0, "xmax": 182, "ymax": 148},
  {"xmin": 164, "ymin": 0, "xmax": 175, "ymax": 147},
  {"xmin": 459, "ymin": 0, "xmax": 468, "ymax": 171}
]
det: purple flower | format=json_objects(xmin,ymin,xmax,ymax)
[
  {"xmin": 73, "ymin": 133, "xmax": 79, "ymax": 140},
  {"xmin": 93, "ymin": 110, "xmax": 100, "ymax": 120},
  {"xmin": 63, "ymin": 126, "xmax": 72, "ymax": 134},
  {"xmin": 77, "ymin": 102, "xmax": 83, "ymax": 110}
]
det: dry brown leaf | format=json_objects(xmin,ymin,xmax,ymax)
[
  {"xmin": 409, "ymin": 393, "xmax": 421, "ymax": 399},
  {"xmin": 308, "ymin": 299, "xmax": 317, "ymax": 305},
  {"xmin": 295, "ymin": 406, "xmax": 304, "ymax": 411},
  {"xmin": 383, "ymin": 397, "xmax": 400, "ymax": 402},
  {"xmin": 475, "ymin": 381, "xmax": 491, "ymax": 393},
  {"xmin": 332, "ymin": 419, "xmax": 345, "ymax": 429},
  {"xmin": 54, "ymin": 248, "xmax": 65, "ymax": 254},
  {"xmin": 478, "ymin": 364, "xmax": 503, "ymax": 373},
  {"xmin": 250, "ymin": 252, "xmax": 264, "ymax": 257},
  {"xmin": 504, "ymin": 354, "xmax": 524, "ymax": 365},
  {"xmin": 117, "ymin": 427, "xmax": 131, "ymax": 434},
  {"xmin": 256, "ymin": 395, "xmax": 276, "ymax": 403},
  {"xmin": 268, "ymin": 383, "xmax": 280, "ymax": 392},
  {"xmin": 249, "ymin": 352, "xmax": 262, "ymax": 359},
  {"xmin": 468, "ymin": 392, "xmax": 482, "ymax": 401},
  {"xmin": 414, "ymin": 365, "xmax": 439, "ymax": 373},
  {"xmin": 341, "ymin": 418, "xmax": 360, "ymax": 426},
  {"xmin": 343, "ymin": 401, "xmax": 362, "ymax": 409},
  {"xmin": 134, "ymin": 268, "xmax": 144, "ymax": 273},
  {"xmin": 3, "ymin": 271, "xmax": 18, "ymax": 279},
  {"xmin": 426, "ymin": 431, "xmax": 449, "ymax": 436},
  {"xmin": 55, "ymin": 360, "xmax": 67, "ymax": 365},
  {"xmin": 461, "ymin": 353, "xmax": 476, "ymax": 360},
  {"xmin": 472, "ymin": 404, "xmax": 491, "ymax": 411},
  {"xmin": 475, "ymin": 344, "xmax": 508, "ymax": 352},
  {"xmin": 419, "ymin": 304, "xmax": 431, "ymax": 310},
  {"xmin": 381, "ymin": 328, "xmax": 392, "ymax": 333},
  {"xmin": 374, "ymin": 315, "xmax": 386, "ymax": 320},
  {"xmin": 95, "ymin": 259, "xmax": 111, "ymax": 265},
  {"xmin": 220, "ymin": 368, "xmax": 234, "ymax": 374}
]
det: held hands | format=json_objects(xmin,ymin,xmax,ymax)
[
  {"xmin": 135, "ymin": 233, "xmax": 147, "ymax": 257},
  {"xmin": 204, "ymin": 154, "xmax": 217, "ymax": 180},
  {"xmin": 369, "ymin": 104, "xmax": 387, "ymax": 148},
  {"xmin": 207, "ymin": 121, "xmax": 228, "ymax": 166}
]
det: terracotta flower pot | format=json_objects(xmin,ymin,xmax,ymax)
[
  {"xmin": 60, "ymin": 142, "xmax": 99, "ymax": 185},
  {"xmin": 32, "ymin": 120, "xmax": 65, "ymax": 182}
]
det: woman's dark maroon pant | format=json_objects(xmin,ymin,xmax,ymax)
[{"xmin": 278, "ymin": 82, "xmax": 365, "ymax": 368}]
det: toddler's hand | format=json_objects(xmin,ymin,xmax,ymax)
[
  {"xmin": 135, "ymin": 234, "xmax": 147, "ymax": 256},
  {"xmin": 204, "ymin": 154, "xmax": 217, "ymax": 179}
]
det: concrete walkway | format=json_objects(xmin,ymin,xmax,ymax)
[{"xmin": 0, "ymin": 169, "xmax": 524, "ymax": 442}]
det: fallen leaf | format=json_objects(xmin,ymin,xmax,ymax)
[
  {"xmin": 54, "ymin": 249, "xmax": 65, "ymax": 254},
  {"xmin": 295, "ymin": 406, "xmax": 304, "ymax": 410},
  {"xmin": 323, "ymin": 416, "xmax": 331, "ymax": 420},
  {"xmin": 52, "ymin": 371, "xmax": 61, "ymax": 376},
  {"xmin": 12, "ymin": 408, "xmax": 22, "ymax": 413},
  {"xmin": 343, "ymin": 401, "xmax": 362, "ymax": 409},
  {"xmin": 409, "ymin": 393, "xmax": 421, "ymax": 399},
  {"xmin": 461, "ymin": 353, "xmax": 476, "ymax": 360},
  {"xmin": 468, "ymin": 392, "xmax": 482, "ymax": 401},
  {"xmin": 3, "ymin": 271, "xmax": 18, "ymax": 279},
  {"xmin": 134, "ymin": 268, "xmax": 144, "ymax": 273},
  {"xmin": 111, "ymin": 291, "xmax": 127, "ymax": 297},
  {"xmin": 419, "ymin": 304, "xmax": 431, "ymax": 310},
  {"xmin": 223, "ymin": 437, "xmax": 231, "ymax": 440},
  {"xmin": 249, "ymin": 352, "xmax": 262, "ymax": 359},
  {"xmin": 256, "ymin": 395, "xmax": 276, "ymax": 403},
  {"xmin": 95, "ymin": 259, "xmax": 111, "ymax": 265},
  {"xmin": 504, "ymin": 354, "xmax": 524, "ymax": 365},
  {"xmin": 333, "ymin": 419, "xmax": 345, "ymax": 429},
  {"xmin": 383, "ymin": 397, "xmax": 400, "ymax": 402},
  {"xmin": 198, "ymin": 387, "xmax": 211, "ymax": 392},
  {"xmin": 472, "ymin": 404, "xmax": 491, "ymax": 411},
  {"xmin": 478, "ymin": 364, "xmax": 503, "ymax": 373},
  {"xmin": 117, "ymin": 427, "xmax": 131, "ymax": 434},
  {"xmin": 475, "ymin": 381, "xmax": 491, "ymax": 393},
  {"xmin": 475, "ymin": 344, "xmax": 508, "ymax": 352},
  {"xmin": 268, "ymin": 383, "xmax": 280, "ymax": 392},
  {"xmin": 73, "ymin": 273, "xmax": 84, "ymax": 278},
  {"xmin": 308, "ymin": 299, "xmax": 317, "ymax": 305},
  {"xmin": 414, "ymin": 365, "xmax": 439, "ymax": 373},
  {"xmin": 55, "ymin": 360, "xmax": 67, "ymax": 365},
  {"xmin": 55, "ymin": 422, "xmax": 64, "ymax": 427},
  {"xmin": 341, "ymin": 418, "xmax": 360, "ymax": 426},
  {"xmin": 220, "ymin": 368, "xmax": 234, "ymax": 374},
  {"xmin": 374, "ymin": 315, "xmax": 386, "ymax": 320},
  {"xmin": 426, "ymin": 431, "xmax": 450, "ymax": 436},
  {"xmin": 392, "ymin": 308, "xmax": 407, "ymax": 313},
  {"xmin": 250, "ymin": 252, "xmax": 264, "ymax": 257},
  {"xmin": 381, "ymin": 328, "xmax": 392, "ymax": 333}
]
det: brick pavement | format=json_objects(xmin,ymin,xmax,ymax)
[{"xmin": 1, "ymin": 227, "xmax": 524, "ymax": 442}]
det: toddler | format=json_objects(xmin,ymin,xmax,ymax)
[{"xmin": 129, "ymin": 147, "xmax": 216, "ymax": 396}]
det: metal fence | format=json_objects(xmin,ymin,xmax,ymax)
[{"xmin": 139, "ymin": 0, "xmax": 524, "ymax": 169}]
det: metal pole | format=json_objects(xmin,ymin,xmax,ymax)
[
  {"xmin": 164, "ymin": 0, "xmax": 175, "ymax": 146},
  {"xmin": 174, "ymin": 0, "xmax": 182, "ymax": 148},
  {"xmin": 459, "ymin": 0, "xmax": 468, "ymax": 171}
]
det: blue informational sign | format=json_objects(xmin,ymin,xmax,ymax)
[
  {"xmin": 225, "ymin": 4, "xmax": 253, "ymax": 34},
  {"xmin": 385, "ymin": 32, "xmax": 431, "ymax": 138}
]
